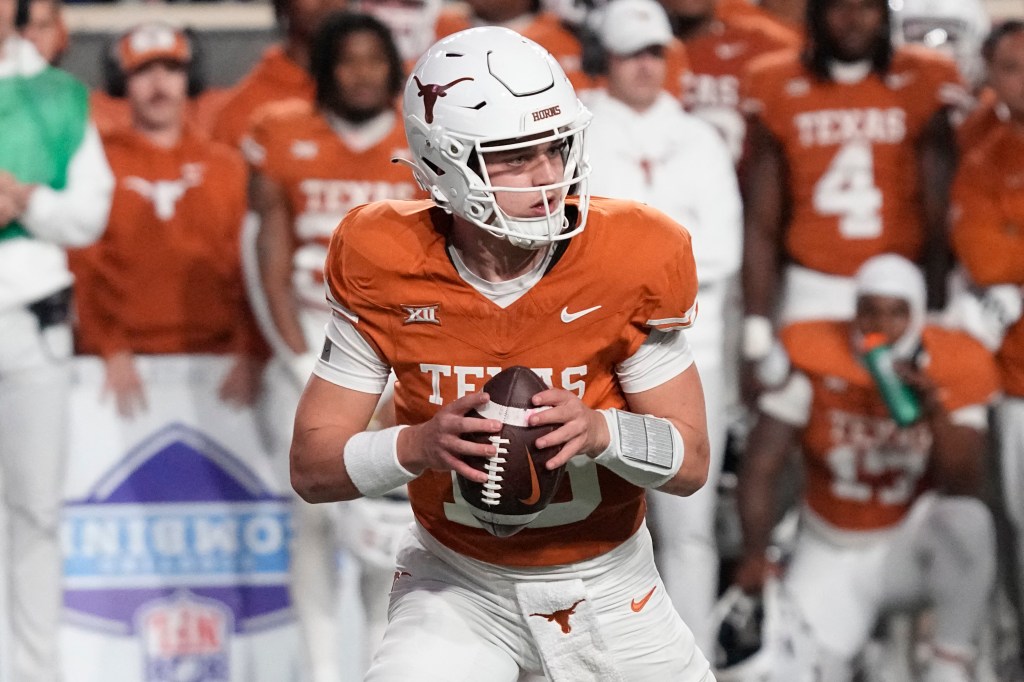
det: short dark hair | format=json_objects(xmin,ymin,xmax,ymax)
[
  {"xmin": 309, "ymin": 11, "xmax": 405, "ymax": 113},
  {"xmin": 802, "ymin": 0, "xmax": 893, "ymax": 81},
  {"xmin": 982, "ymin": 20, "xmax": 1024, "ymax": 63}
]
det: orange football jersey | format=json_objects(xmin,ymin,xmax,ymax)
[
  {"xmin": 433, "ymin": 5, "xmax": 473, "ymax": 39},
  {"xmin": 521, "ymin": 12, "xmax": 689, "ymax": 98},
  {"xmin": 324, "ymin": 197, "xmax": 699, "ymax": 566},
  {"xmin": 246, "ymin": 101, "xmax": 422, "ymax": 310},
  {"xmin": 781, "ymin": 321, "xmax": 999, "ymax": 531},
  {"xmin": 210, "ymin": 46, "xmax": 315, "ymax": 148},
  {"xmin": 743, "ymin": 47, "xmax": 964, "ymax": 276},
  {"xmin": 680, "ymin": 14, "xmax": 799, "ymax": 158},
  {"xmin": 71, "ymin": 128, "xmax": 256, "ymax": 356},
  {"xmin": 951, "ymin": 123, "xmax": 1024, "ymax": 398}
]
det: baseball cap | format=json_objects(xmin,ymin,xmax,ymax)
[
  {"xmin": 597, "ymin": 0, "xmax": 673, "ymax": 56},
  {"xmin": 115, "ymin": 22, "xmax": 192, "ymax": 73}
]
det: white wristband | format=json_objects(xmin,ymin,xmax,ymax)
[
  {"xmin": 593, "ymin": 409, "xmax": 684, "ymax": 489},
  {"xmin": 743, "ymin": 315, "xmax": 774, "ymax": 361},
  {"xmin": 343, "ymin": 425, "xmax": 417, "ymax": 497}
]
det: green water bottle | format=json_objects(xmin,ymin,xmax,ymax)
[{"xmin": 861, "ymin": 333, "xmax": 922, "ymax": 427}]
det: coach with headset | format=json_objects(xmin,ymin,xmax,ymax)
[{"xmin": 0, "ymin": 0, "xmax": 113, "ymax": 679}]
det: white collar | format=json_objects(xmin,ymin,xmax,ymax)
[
  {"xmin": 828, "ymin": 59, "xmax": 872, "ymax": 84},
  {"xmin": 325, "ymin": 109, "xmax": 396, "ymax": 154},
  {"xmin": 447, "ymin": 242, "xmax": 554, "ymax": 309},
  {"xmin": 0, "ymin": 35, "xmax": 47, "ymax": 78}
]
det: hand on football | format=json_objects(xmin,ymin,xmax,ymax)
[
  {"xmin": 398, "ymin": 391, "xmax": 502, "ymax": 483},
  {"xmin": 528, "ymin": 388, "xmax": 609, "ymax": 469}
]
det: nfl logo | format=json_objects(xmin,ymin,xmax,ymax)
[{"xmin": 138, "ymin": 590, "xmax": 233, "ymax": 682}]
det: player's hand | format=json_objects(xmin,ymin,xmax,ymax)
[
  {"xmin": 218, "ymin": 354, "xmax": 264, "ymax": 407},
  {"xmin": 894, "ymin": 360, "xmax": 942, "ymax": 417},
  {"xmin": 103, "ymin": 351, "xmax": 147, "ymax": 418},
  {"xmin": 528, "ymin": 388, "xmax": 609, "ymax": 469},
  {"xmin": 732, "ymin": 552, "xmax": 778, "ymax": 595},
  {"xmin": 397, "ymin": 391, "xmax": 503, "ymax": 482}
]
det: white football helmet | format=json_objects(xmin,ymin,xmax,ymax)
[
  {"xmin": 891, "ymin": 0, "xmax": 990, "ymax": 88},
  {"xmin": 402, "ymin": 27, "xmax": 592, "ymax": 249},
  {"xmin": 711, "ymin": 578, "xmax": 821, "ymax": 682}
]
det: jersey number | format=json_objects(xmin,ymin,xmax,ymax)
[
  {"xmin": 443, "ymin": 459, "xmax": 602, "ymax": 530},
  {"xmin": 826, "ymin": 444, "xmax": 928, "ymax": 506},
  {"xmin": 813, "ymin": 141, "xmax": 883, "ymax": 239}
]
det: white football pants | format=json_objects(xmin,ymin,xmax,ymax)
[
  {"xmin": 367, "ymin": 522, "xmax": 714, "ymax": 682},
  {"xmin": 0, "ymin": 306, "xmax": 73, "ymax": 682},
  {"xmin": 647, "ymin": 281, "xmax": 728, "ymax": 655},
  {"xmin": 786, "ymin": 495, "xmax": 996, "ymax": 680},
  {"xmin": 780, "ymin": 265, "xmax": 857, "ymax": 324}
]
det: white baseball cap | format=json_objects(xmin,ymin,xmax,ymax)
[{"xmin": 597, "ymin": 0, "xmax": 673, "ymax": 56}]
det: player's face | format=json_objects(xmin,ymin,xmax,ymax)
[
  {"xmin": 824, "ymin": 0, "xmax": 887, "ymax": 62},
  {"xmin": 854, "ymin": 294, "xmax": 910, "ymax": 346},
  {"xmin": 987, "ymin": 31, "xmax": 1024, "ymax": 121},
  {"xmin": 607, "ymin": 46, "xmax": 667, "ymax": 111},
  {"xmin": 126, "ymin": 60, "xmax": 189, "ymax": 133},
  {"xmin": 659, "ymin": 0, "xmax": 716, "ymax": 20},
  {"xmin": 22, "ymin": 0, "xmax": 62, "ymax": 65},
  {"xmin": 333, "ymin": 30, "xmax": 393, "ymax": 118},
  {"xmin": 482, "ymin": 139, "xmax": 566, "ymax": 219}
]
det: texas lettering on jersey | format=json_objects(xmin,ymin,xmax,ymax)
[
  {"xmin": 324, "ymin": 197, "xmax": 699, "ymax": 567},
  {"xmin": 246, "ymin": 101, "xmax": 422, "ymax": 308},
  {"xmin": 742, "ymin": 47, "xmax": 964, "ymax": 275}
]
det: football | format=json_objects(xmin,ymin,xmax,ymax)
[{"xmin": 458, "ymin": 366, "xmax": 567, "ymax": 537}]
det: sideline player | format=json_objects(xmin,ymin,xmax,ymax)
[
  {"xmin": 733, "ymin": 254, "xmax": 1000, "ymax": 681},
  {"xmin": 244, "ymin": 12, "xmax": 420, "ymax": 679},
  {"xmin": 290, "ymin": 26, "xmax": 715, "ymax": 682},
  {"xmin": 950, "ymin": 20, "xmax": 1024, "ymax": 661},
  {"xmin": 583, "ymin": 0, "xmax": 741, "ymax": 655},
  {"xmin": 740, "ymin": 0, "xmax": 965, "ymax": 375},
  {"xmin": 70, "ymin": 23, "xmax": 262, "ymax": 414},
  {"xmin": 0, "ymin": 0, "xmax": 114, "ymax": 678}
]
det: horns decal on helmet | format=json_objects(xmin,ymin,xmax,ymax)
[{"xmin": 413, "ymin": 76, "xmax": 475, "ymax": 123}]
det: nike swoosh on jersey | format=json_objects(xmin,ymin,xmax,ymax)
[
  {"xmin": 630, "ymin": 586, "xmax": 657, "ymax": 612},
  {"xmin": 519, "ymin": 448, "xmax": 542, "ymax": 506},
  {"xmin": 560, "ymin": 305, "xmax": 602, "ymax": 323}
]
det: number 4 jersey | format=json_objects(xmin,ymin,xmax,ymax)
[
  {"xmin": 323, "ymin": 197, "xmax": 700, "ymax": 567},
  {"xmin": 741, "ymin": 47, "xmax": 965, "ymax": 276},
  {"xmin": 762, "ymin": 320, "xmax": 999, "ymax": 532}
]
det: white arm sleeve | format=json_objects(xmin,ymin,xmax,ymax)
[
  {"xmin": 616, "ymin": 329, "xmax": 694, "ymax": 394},
  {"xmin": 21, "ymin": 123, "xmax": 114, "ymax": 247},
  {"xmin": 948, "ymin": 404, "xmax": 989, "ymax": 431},
  {"xmin": 312, "ymin": 311, "xmax": 391, "ymax": 394},
  {"xmin": 757, "ymin": 371, "xmax": 813, "ymax": 427}
]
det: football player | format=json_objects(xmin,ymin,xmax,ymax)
[
  {"xmin": 290, "ymin": 26, "xmax": 715, "ymax": 681},
  {"xmin": 582, "ymin": 0, "xmax": 742, "ymax": 656},
  {"xmin": 0, "ymin": 0, "xmax": 114, "ymax": 679},
  {"xmin": 210, "ymin": 0, "xmax": 345, "ymax": 148},
  {"xmin": 244, "ymin": 12, "xmax": 421, "ymax": 679},
  {"xmin": 70, "ymin": 23, "xmax": 263, "ymax": 416},
  {"xmin": 732, "ymin": 254, "xmax": 1000, "ymax": 682},
  {"xmin": 660, "ymin": 0, "xmax": 800, "ymax": 160},
  {"xmin": 740, "ymin": 0, "xmax": 966, "ymax": 382},
  {"xmin": 950, "ymin": 19, "xmax": 1024, "ymax": 658}
]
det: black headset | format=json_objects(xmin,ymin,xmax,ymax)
[
  {"xmin": 15, "ymin": 0, "xmax": 30, "ymax": 29},
  {"xmin": 103, "ymin": 26, "xmax": 206, "ymax": 99}
]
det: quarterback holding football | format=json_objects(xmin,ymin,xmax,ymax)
[{"xmin": 289, "ymin": 25, "xmax": 715, "ymax": 682}]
